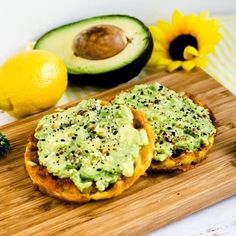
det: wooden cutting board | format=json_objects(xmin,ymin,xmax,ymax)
[{"xmin": 0, "ymin": 69, "xmax": 236, "ymax": 236}]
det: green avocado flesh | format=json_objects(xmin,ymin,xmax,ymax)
[
  {"xmin": 34, "ymin": 99, "xmax": 148, "ymax": 193},
  {"xmin": 112, "ymin": 83, "xmax": 216, "ymax": 161},
  {"xmin": 34, "ymin": 15, "xmax": 153, "ymax": 86}
]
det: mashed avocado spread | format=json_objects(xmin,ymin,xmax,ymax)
[
  {"xmin": 34, "ymin": 99, "xmax": 148, "ymax": 193},
  {"xmin": 113, "ymin": 83, "xmax": 216, "ymax": 161}
]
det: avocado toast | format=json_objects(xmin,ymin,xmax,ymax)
[
  {"xmin": 25, "ymin": 99, "xmax": 154, "ymax": 202},
  {"xmin": 112, "ymin": 83, "xmax": 216, "ymax": 171}
]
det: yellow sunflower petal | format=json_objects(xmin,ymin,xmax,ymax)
[
  {"xmin": 147, "ymin": 10, "xmax": 221, "ymax": 73},
  {"xmin": 167, "ymin": 61, "xmax": 182, "ymax": 72},
  {"xmin": 194, "ymin": 57, "xmax": 208, "ymax": 67},
  {"xmin": 182, "ymin": 60, "xmax": 196, "ymax": 71},
  {"xmin": 196, "ymin": 19, "xmax": 222, "ymax": 46},
  {"xmin": 145, "ymin": 64, "xmax": 166, "ymax": 72},
  {"xmin": 157, "ymin": 20, "xmax": 173, "ymax": 39},
  {"xmin": 149, "ymin": 26, "xmax": 170, "ymax": 45},
  {"xmin": 172, "ymin": 10, "xmax": 184, "ymax": 27},
  {"xmin": 183, "ymin": 46, "xmax": 199, "ymax": 60},
  {"xmin": 147, "ymin": 52, "xmax": 171, "ymax": 67},
  {"xmin": 153, "ymin": 41, "xmax": 168, "ymax": 52},
  {"xmin": 183, "ymin": 15, "xmax": 197, "ymax": 34},
  {"xmin": 157, "ymin": 20, "xmax": 172, "ymax": 32},
  {"xmin": 147, "ymin": 53, "xmax": 159, "ymax": 66},
  {"xmin": 148, "ymin": 26, "xmax": 159, "ymax": 41},
  {"xmin": 157, "ymin": 57, "xmax": 172, "ymax": 65},
  {"xmin": 199, "ymin": 45, "xmax": 215, "ymax": 55}
]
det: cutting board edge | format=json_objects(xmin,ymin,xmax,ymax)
[{"xmin": 0, "ymin": 69, "xmax": 224, "ymax": 131}]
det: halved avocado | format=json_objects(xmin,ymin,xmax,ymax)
[{"xmin": 34, "ymin": 15, "xmax": 153, "ymax": 87}]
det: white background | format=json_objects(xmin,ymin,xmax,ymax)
[
  {"xmin": 1, "ymin": 0, "xmax": 236, "ymax": 63},
  {"xmin": 0, "ymin": 1, "xmax": 236, "ymax": 235}
]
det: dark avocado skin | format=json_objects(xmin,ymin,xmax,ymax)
[
  {"xmin": 34, "ymin": 14, "xmax": 154, "ymax": 87},
  {"xmin": 68, "ymin": 32, "xmax": 153, "ymax": 88}
]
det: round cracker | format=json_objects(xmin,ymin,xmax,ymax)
[
  {"xmin": 149, "ymin": 93, "xmax": 216, "ymax": 171},
  {"xmin": 24, "ymin": 105, "xmax": 155, "ymax": 202},
  {"xmin": 109, "ymin": 87, "xmax": 216, "ymax": 172}
]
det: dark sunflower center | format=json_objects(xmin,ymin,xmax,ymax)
[{"xmin": 168, "ymin": 34, "xmax": 198, "ymax": 61}]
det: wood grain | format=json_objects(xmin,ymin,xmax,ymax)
[{"xmin": 0, "ymin": 69, "xmax": 236, "ymax": 236}]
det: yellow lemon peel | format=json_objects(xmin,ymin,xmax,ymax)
[{"xmin": 0, "ymin": 50, "xmax": 68, "ymax": 118}]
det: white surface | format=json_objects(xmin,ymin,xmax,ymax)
[
  {"xmin": 0, "ymin": 1, "xmax": 236, "ymax": 235},
  {"xmin": 1, "ymin": 0, "xmax": 236, "ymax": 63},
  {"xmin": 150, "ymin": 196, "xmax": 236, "ymax": 236}
]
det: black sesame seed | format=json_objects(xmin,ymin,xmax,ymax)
[
  {"xmin": 112, "ymin": 130, "xmax": 118, "ymax": 135},
  {"xmin": 77, "ymin": 110, "xmax": 86, "ymax": 115},
  {"xmin": 158, "ymin": 86, "xmax": 163, "ymax": 91}
]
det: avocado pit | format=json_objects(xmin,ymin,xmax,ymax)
[{"xmin": 72, "ymin": 24, "xmax": 128, "ymax": 60}]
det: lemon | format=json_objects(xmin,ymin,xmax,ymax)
[{"xmin": 0, "ymin": 50, "xmax": 68, "ymax": 118}]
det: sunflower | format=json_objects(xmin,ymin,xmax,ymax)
[{"xmin": 147, "ymin": 10, "xmax": 222, "ymax": 72}]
